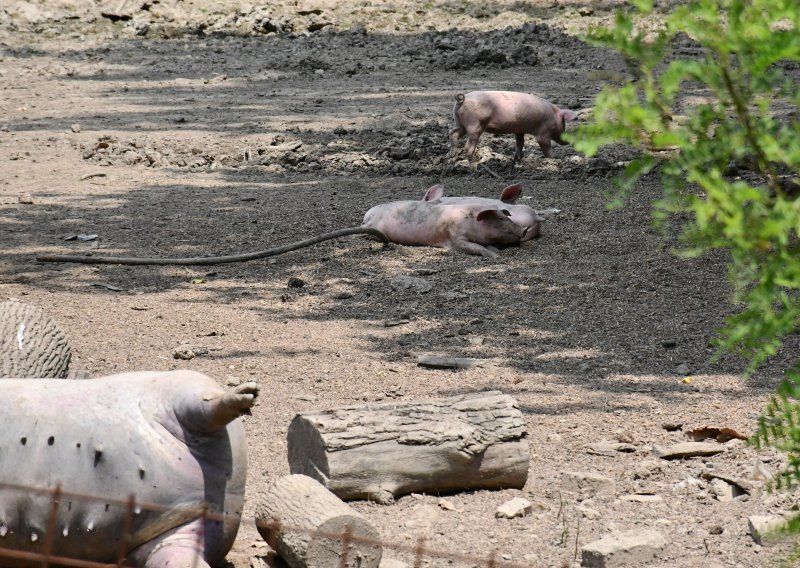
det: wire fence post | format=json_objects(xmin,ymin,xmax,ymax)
[
  {"xmin": 116, "ymin": 495, "xmax": 136, "ymax": 567},
  {"xmin": 337, "ymin": 522, "xmax": 353, "ymax": 568},
  {"xmin": 41, "ymin": 484, "xmax": 61, "ymax": 568}
]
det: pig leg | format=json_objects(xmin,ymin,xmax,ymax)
[
  {"xmin": 451, "ymin": 238, "xmax": 499, "ymax": 258},
  {"xmin": 514, "ymin": 134, "xmax": 525, "ymax": 162},
  {"xmin": 448, "ymin": 125, "xmax": 465, "ymax": 152},
  {"xmin": 535, "ymin": 135, "xmax": 552, "ymax": 158},
  {"xmin": 178, "ymin": 381, "xmax": 260, "ymax": 434}
]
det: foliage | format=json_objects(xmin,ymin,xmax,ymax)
[{"xmin": 568, "ymin": 0, "xmax": 800, "ymax": 533}]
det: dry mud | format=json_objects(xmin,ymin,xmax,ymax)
[{"xmin": 1, "ymin": 1, "xmax": 799, "ymax": 567}]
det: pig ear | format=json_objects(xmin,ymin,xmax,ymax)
[
  {"xmin": 560, "ymin": 109, "xmax": 578, "ymax": 122},
  {"xmin": 500, "ymin": 183, "xmax": 523, "ymax": 203},
  {"xmin": 423, "ymin": 184, "xmax": 445, "ymax": 201},
  {"xmin": 476, "ymin": 209, "xmax": 502, "ymax": 222}
]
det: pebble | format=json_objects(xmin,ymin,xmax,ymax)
[
  {"xmin": 561, "ymin": 471, "xmax": 616, "ymax": 499},
  {"xmin": 495, "ymin": 497, "xmax": 532, "ymax": 519},
  {"xmin": 581, "ymin": 529, "xmax": 667, "ymax": 567}
]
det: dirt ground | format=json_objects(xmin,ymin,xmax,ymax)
[{"xmin": 2, "ymin": 1, "xmax": 799, "ymax": 567}]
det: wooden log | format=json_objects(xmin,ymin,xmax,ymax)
[
  {"xmin": 287, "ymin": 391, "xmax": 529, "ymax": 503},
  {"xmin": 255, "ymin": 474, "xmax": 382, "ymax": 568}
]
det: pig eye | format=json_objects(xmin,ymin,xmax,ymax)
[{"xmin": 501, "ymin": 209, "xmax": 512, "ymax": 216}]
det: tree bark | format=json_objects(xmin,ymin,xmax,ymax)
[
  {"xmin": 287, "ymin": 391, "xmax": 528, "ymax": 503},
  {"xmin": 255, "ymin": 474, "xmax": 382, "ymax": 568}
]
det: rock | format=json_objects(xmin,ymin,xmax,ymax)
[
  {"xmin": 652, "ymin": 442, "xmax": 724, "ymax": 460},
  {"xmin": 581, "ymin": 529, "xmax": 667, "ymax": 567},
  {"xmin": 748, "ymin": 515, "xmax": 788, "ymax": 545},
  {"xmin": 495, "ymin": 497, "xmax": 532, "ymax": 519},
  {"xmin": 379, "ymin": 559, "xmax": 409, "ymax": 568},
  {"xmin": 18, "ymin": 193, "xmax": 34, "ymax": 204},
  {"xmin": 586, "ymin": 441, "xmax": 636, "ymax": 456},
  {"xmin": 749, "ymin": 459, "xmax": 775, "ymax": 482},
  {"xmin": 173, "ymin": 346, "xmax": 196, "ymax": 360},
  {"xmin": 390, "ymin": 275, "xmax": 432, "ymax": 294},
  {"xmin": 633, "ymin": 460, "xmax": 663, "ymax": 480},
  {"xmin": 619, "ymin": 494, "xmax": 663, "ymax": 504},
  {"xmin": 561, "ymin": 471, "xmax": 615, "ymax": 500},
  {"xmin": 709, "ymin": 478, "xmax": 736, "ymax": 502},
  {"xmin": 701, "ymin": 471, "xmax": 752, "ymax": 497},
  {"xmin": 675, "ymin": 363, "xmax": 691, "ymax": 375},
  {"xmin": 287, "ymin": 277, "xmax": 305, "ymax": 288},
  {"xmin": 576, "ymin": 504, "xmax": 601, "ymax": 520}
]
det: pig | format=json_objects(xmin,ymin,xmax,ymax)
[
  {"xmin": 449, "ymin": 90, "xmax": 578, "ymax": 161},
  {"xmin": 0, "ymin": 370, "xmax": 258, "ymax": 568},
  {"xmin": 422, "ymin": 183, "xmax": 543, "ymax": 241},
  {"xmin": 362, "ymin": 198, "xmax": 523, "ymax": 258}
]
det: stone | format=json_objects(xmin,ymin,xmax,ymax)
[
  {"xmin": 390, "ymin": 275, "xmax": 432, "ymax": 294},
  {"xmin": 581, "ymin": 529, "xmax": 667, "ymax": 567},
  {"xmin": 748, "ymin": 515, "xmax": 788, "ymax": 545},
  {"xmin": 561, "ymin": 471, "xmax": 615, "ymax": 500},
  {"xmin": 495, "ymin": 497, "xmax": 532, "ymax": 519},
  {"xmin": 586, "ymin": 441, "xmax": 636, "ymax": 456},
  {"xmin": 576, "ymin": 504, "xmax": 601, "ymax": 520},
  {"xmin": 749, "ymin": 459, "xmax": 775, "ymax": 482},
  {"xmin": 709, "ymin": 478, "xmax": 737, "ymax": 502},
  {"xmin": 652, "ymin": 442, "xmax": 724, "ymax": 460},
  {"xmin": 379, "ymin": 559, "xmax": 409, "ymax": 568},
  {"xmin": 620, "ymin": 494, "xmax": 663, "ymax": 504},
  {"xmin": 633, "ymin": 460, "xmax": 663, "ymax": 480}
]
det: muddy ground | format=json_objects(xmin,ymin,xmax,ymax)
[{"xmin": 1, "ymin": 1, "xmax": 799, "ymax": 567}]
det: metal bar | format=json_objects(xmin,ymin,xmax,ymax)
[
  {"xmin": 116, "ymin": 495, "xmax": 136, "ymax": 566},
  {"xmin": 41, "ymin": 485, "xmax": 61, "ymax": 568}
]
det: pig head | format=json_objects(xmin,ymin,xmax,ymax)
[
  {"xmin": 362, "ymin": 198, "xmax": 523, "ymax": 257},
  {"xmin": 0, "ymin": 370, "xmax": 258, "ymax": 568},
  {"xmin": 422, "ymin": 183, "xmax": 542, "ymax": 241}
]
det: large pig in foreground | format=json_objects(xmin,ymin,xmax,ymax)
[
  {"xmin": 449, "ymin": 90, "xmax": 577, "ymax": 161},
  {"xmin": 422, "ymin": 183, "xmax": 543, "ymax": 242},
  {"xmin": 0, "ymin": 370, "xmax": 258, "ymax": 568},
  {"xmin": 362, "ymin": 198, "xmax": 523, "ymax": 257}
]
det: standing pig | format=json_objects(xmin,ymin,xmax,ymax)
[
  {"xmin": 0, "ymin": 370, "xmax": 258, "ymax": 568},
  {"xmin": 362, "ymin": 198, "xmax": 523, "ymax": 257},
  {"xmin": 449, "ymin": 90, "xmax": 577, "ymax": 161},
  {"xmin": 422, "ymin": 183, "xmax": 543, "ymax": 241}
]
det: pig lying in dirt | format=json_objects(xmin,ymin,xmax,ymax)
[
  {"xmin": 449, "ymin": 90, "xmax": 578, "ymax": 161},
  {"xmin": 362, "ymin": 197, "xmax": 523, "ymax": 257},
  {"xmin": 0, "ymin": 370, "xmax": 258, "ymax": 568},
  {"xmin": 422, "ymin": 183, "xmax": 543, "ymax": 241}
]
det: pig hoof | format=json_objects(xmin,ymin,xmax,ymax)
[{"xmin": 222, "ymin": 382, "xmax": 260, "ymax": 414}]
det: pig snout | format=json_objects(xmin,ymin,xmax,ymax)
[{"xmin": 449, "ymin": 90, "xmax": 578, "ymax": 161}]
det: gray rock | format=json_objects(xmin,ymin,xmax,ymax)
[
  {"xmin": 581, "ymin": 529, "xmax": 667, "ymax": 567},
  {"xmin": 561, "ymin": 471, "xmax": 615, "ymax": 500},
  {"xmin": 586, "ymin": 441, "xmax": 636, "ymax": 456},
  {"xmin": 495, "ymin": 497, "xmax": 532, "ymax": 519},
  {"xmin": 390, "ymin": 275, "xmax": 432, "ymax": 294},
  {"xmin": 748, "ymin": 515, "xmax": 788, "ymax": 545},
  {"xmin": 652, "ymin": 442, "xmax": 724, "ymax": 460}
]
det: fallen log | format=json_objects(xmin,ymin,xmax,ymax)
[
  {"xmin": 256, "ymin": 474, "xmax": 382, "ymax": 568},
  {"xmin": 287, "ymin": 390, "xmax": 529, "ymax": 503}
]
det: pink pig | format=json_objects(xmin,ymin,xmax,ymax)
[
  {"xmin": 422, "ymin": 183, "xmax": 542, "ymax": 241},
  {"xmin": 449, "ymin": 90, "xmax": 578, "ymax": 161},
  {"xmin": 362, "ymin": 198, "xmax": 523, "ymax": 258}
]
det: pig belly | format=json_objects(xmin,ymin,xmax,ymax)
[
  {"xmin": 363, "ymin": 203, "xmax": 451, "ymax": 248},
  {"xmin": 0, "ymin": 376, "xmax": 245, "ymax": 566}
]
